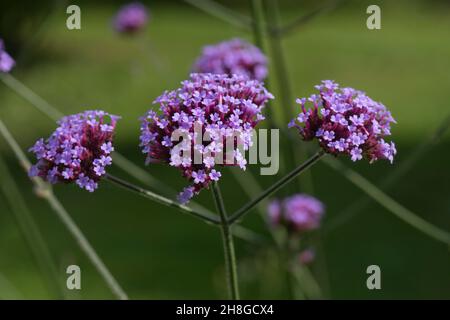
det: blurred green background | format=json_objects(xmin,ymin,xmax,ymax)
[{"xmin": 0, "ymin": 0, "xmax": 449, "ymax": 299}]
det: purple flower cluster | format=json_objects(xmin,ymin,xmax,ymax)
[
  {"xmin": 0, "ymin": 39, "xmax": 15, "ymax": 73},
  {"xmin": 29, "ymin": 110, "xmax": 119, "ymax": 192},
  {"xmin": 139, "ymin": 73, "xmax": 273, "ymax": 203},
  {"xmin": 289, "ymin": 80, "xmax": 397, "ymax": 163},
  {"xmin": 193, "ymin": 38, "xmax": 268, "ymax": 81},
  {"xmin": 268, "ymin": 194, "xmax": 325, "ymax": 233},
  {"xmin": 113, "ymin": 2, "xmax": 149, "ymax": 34}
]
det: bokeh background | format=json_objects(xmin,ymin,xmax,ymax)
[{"xmin": 0, "ymin": 0, "xmax": 449, "ymax": 299}]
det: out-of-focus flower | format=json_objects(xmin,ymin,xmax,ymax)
[
  {"xmin": 29, "ymin": 110, "xmax": 120, "ymax": 192},
  {"xmin": 113, "ymin": 2, "xmax": 149, "ymax": 34},
  {"xmin": 267, "ymin": 200, "xmax": 282, "ymax": 226},
  {"xmin": 0, "ymin": 39, "xmax": 15, "ymax": 73},
  {"xmin": 193, "ymin": 38, "xmax": 268, "ymax": 81},
  {"xmin": 139, "ymin": 73, "xmax": 273, "ymax": 203},
  {"xmin": 298, "ymin": 248, "xmax": 315, "ymax": 265},
  {"xmin": 289, "ymin": 80, "xmax": 397, "ymax": 163},
  {"xmin": 267, "ymin": 194, "xmax": 325, "ymax": 233}
]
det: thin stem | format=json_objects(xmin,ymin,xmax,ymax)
[
  {"xmin": 250, "ymin": 0, "xmax": 266, "ymax": 50},
  {"xmin": 324, "ymin": 157, "xmax": 450, "ymax": 245},
  {"xmin": 43, "ymin": 193, "xmax": 129, "ymax": 300},
  {"xmin": 325, "ymin": 113, "xmax": 450, "ymax": 232},
  {"xmin": 112, "ymin": 153, "xmax": 175, "ymax": 197},
  {"xmin": 264, "ymin": 0, "xmax": 294, "ymax": 124},
  {"xmin": 211, "ymin": 182, "xmax": 240, "ymax": 300},
  {"xmin": 229, "ymin": 150, "xmax": 325, "ymax": 224},
  {"xmin": 105, "ymin": 173, "xmax": 220, "ymax": 225},
  {"xmin": 250, "ymin": 0, "xmax": 276, "ymax": 130},
  {"xmin": 183, "ymin": 0, "xmax": 253, "ymax": 30},
  {"xmin": 263, "ymin": 0, "xmax": 314, "ymax": 193},
  {"xmin": 0, "ymin": 73, "xmax": 63, "ymax": 121},
  {"xmin": 274, "ymin": 0, "xmax": 343, "ymax": 37},
  {"xmin": 0, "ymin": 154, "xmax": 64, "ymax": 298},
  {"xmin": 0, "ymin": 119, "xmax": 128, "ymax": 300}
]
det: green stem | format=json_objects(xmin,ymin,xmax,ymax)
[
  {"xmin": 0, "ymin": 73, "xmax": 63, "ymax": 121},
  {"xmin": 0, "ymin": 119, "xmax": 128, "ymax": 300},
  {"xmin": 324, "ymin": 157, "xmax": 450, "ymax": 245},
  {"xmin": 250, "ymin": 0, "xmax": 277, "ymax": 130},
  {"xmin": 183, "ymin": 0, "xmax": 252, "ymax": 30},
  {"xmin": 275, "ymin": 0, "xmax": 343, "ymax": 37},
  {"xmin": 264, "ymin": 0, "xmax": 315, "ymax": 193},
  {"xmin": 325, "ymin": 113, "xmax": 450, "ymax": 232},
  {"xmin": 211, "ymin": 182, "xmax": 240, "ymax": 300},
  {"xmin": 229, "ymin": 150, "xmax": 325, "ymax": 224},
  {"xmin": 0, "ymin": 154, "xmax": 64, "ymax": 298},
  {"xmin": 105, "ymin": 173, "xmax": 220, "ymax": 225},
  {"xmin": 264, "ymin": 0, "xmax": 294, "ymax": 124}
]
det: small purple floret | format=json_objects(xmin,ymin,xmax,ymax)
[{"xmin": 0, "ymin": 40, "xmax": 15, "ymax": 73}]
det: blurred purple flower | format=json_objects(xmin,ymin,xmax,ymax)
[
  {"xmin": 29, "ymin": 110, "xmax": 120, "ymax": 192},
  {"xmin": 289, "ymin": 80, "xmax": 397, "ymax": 163},
  {"xmin": 193, "ymin": 38, "xmax": 268, "ymax": 81},
  {"xmin": 298, "ymin": 248, "xmax": 315, "ymax": 265},
  {"xmin": 268, "ymin": 194, "xmax": 325, "ymax": 233},
  {"xmin": 0, "ymin": 40, "xmax": 15, "ymax": 73},
  {"xmin": 139, "ymin": 73, "xmax": 273, "ymax": 203},
  {"xmin": 113, "ymin": 2, "xmax": 149, "ymax": 34}
]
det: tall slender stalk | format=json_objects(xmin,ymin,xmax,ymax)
[
  {"xmin": 0, "ymin": 119, "xmax": 128, "ymax": 300},
  {"xmin": 211, "ymin": 182, "xmax": 240, "ymax": 300},
  {"xmin": 325, "ymin": 113, "xmax": 450, "ymax": 232},
  {"xmin": 249, "ymin": 0, "xmax": 288, "ymax": 178},
  {"xmin": 0, "ymin": 154, "xmax": 63, "ymax": 298},
  {"xmin": 263, "ymin": 0, "xmax": 314, "ymax": 193},
  {"xmin": 250, "ymin": 0, "xmax": 275, "ymax": 129}
]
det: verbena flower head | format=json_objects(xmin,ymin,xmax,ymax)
[
  {"xmin": 139, "ymin": 73, "xmax": 273, "ymax": 203},
  {"xmin": 29, "ymin": 110, "xmax": 120, "ymax": 192},
  {"xmin": 268, "ymin": 194, "xmax": 325, "ymax": 233},
  {"xmin": 193, "ymin": 38, "xmax": 268, "ymax": 81},
  {"xmin": 113, "ymin": 2, "xmax": 149, "ymax": 34},
  {"xmin": 289, "ymin": 80, "xmax": 397, "ymax": 163},
  {"xmin": 0, "ymin": 39, "xmax": 15, "ymax": 73}
]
